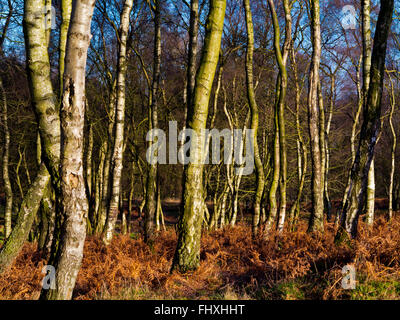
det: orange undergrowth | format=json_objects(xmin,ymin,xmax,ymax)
[{"xmin": 1, "ymin": 216, "xmax": 400, "ymax": 300}]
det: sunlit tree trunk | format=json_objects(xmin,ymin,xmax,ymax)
[
  {"xmin": 362, "ymin": 0, "xmax": 375, "ymax": 228},
  {"xmin": 0, "ymin": 164, "xmax": 50, "ymax": 273},
  {"xmin": 96, "ymin": 81, "xmax": 116, "ymax": 234},
  {"xmin": 59, "ymin": 0, "xmax": 72, "ymax": 94},
  {"xmin": 230, "ymin": 113, "xmax": 250, "ymax": 227},
  {"xmin": 323, "ymin": 71, "xmax": 335, "ymax": 221},
  {"xmin": 92, "ymin": 141, "xmax": 106, "ymax": 227},
  {"xmin": 1, "ymin": 78, "xmax": 12, "ymax": 239},
  {"xmin": 0, "ymin": 0, "xmax": 62, "ymax": 272},
  {"xmin": 387, "ymin": 73, "xmax": 396, "ymax": 221},
  {"xmin": 317, "ymin": 82, "xmax": 326, "ymax": 221},
  {"xmin": 267, "ymin": 89, "xmax": 280, "ymax": 232},
  {"xmin": 244, "ymin": 0, "xmax": 267, "ymax": 236},
  {"xmin": 103, "ymin": 0, "xmax": 134, "ymax": 244},
  {"xmin": 288, "ymin": 44, "xmax": 307, "ymax": 231},
  {"xmin": 266, "ymin": 0, "xmax": 291, "ymax": 233},
  {"xmin": 84, "ymin": 109, "xmax": 93, "ymax": 201},
  {"xmin": 365, "ymin": 159, "xmax": 375, "ymax": 226},
  {"xmin": 307, "ymin": 0, "xmax": 324, "ymax": 233},
  {"xmin": 24, "ymin": 0, "xmax": 61, "ymax": 195},
  {"xmin": 41, "ymin": 0, "xmax": 95, "ymax": 300},
  {"xmin": 172, "ymin": 0, "xmax": 226, "ymax": 272}
]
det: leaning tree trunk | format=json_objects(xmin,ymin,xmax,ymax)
[
  {"xmin": 307, "ymin": 0, "xmax": 324, "ymax": 233},
  {"xmin": 171, "ymin": 0, "xmax": 226, "ymax": 272},
  {"xmin": 103, "ymin": 0, "xmax": 134, "ymax": 245},
  {"xmin": 1, "ymin": 78, "xmax": 12, "ymax": 239},
  {"xmin": 0, "ymin": 164, "xmax": 50, "ymax": 273},
  {"xmin": 41, "ymin": 0, "xmax": 95, "ymax": 300},
  {"xmin": 336, "ymin": 0, "xmax": 394, "ymax": 241},
  {"xmin": 0, "ymin": 0, "xmax": 62, "ymax": 273},
  {"xmin": 339, "ymin": 56, "xmax": 363, "ymax": 226}
]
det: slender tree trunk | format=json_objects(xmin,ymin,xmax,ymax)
[
  {"xmin": 324, "ymin": 72, "xmax": 335, "ymax": 221},
  {"xmin": 41, "ymin": 0, "xmax": 95, "ymax": 300},
  {"xmin": 362, "ymin": 0, "xmax": 375, "ymax": 228},
  {"xmin": 230, "ymin": 113, "xmax": 250, "ymax": 227},
  {"xmin": 243, "ymin": 0, "xmax": 265, "ymax": 237},
  {"xmin": 144, "ymin": 0, "xmax": 161, "ymax": 242},
  {"xmin": 288, "ymin": 46, "xmax": 307, "ymax": 231},
  {"xmin": 0, "ymin": 0, "xmax": 13, "ymax": 54},
  {"xmin": 267, "ymin": 87, "xmax": 280, "ymax": 232},
  {"xmin": 92, "ymin": 142, "xmax": 106, "ymax": 227},
  {"xmin": 307, "ymin": 0, "xmax": 324, "ymax": 233},
  {"xmin": 317, "ymin": 82, "xmax": 326, "ymax": 220},
  {"xmin": 59, "ymin": 0, "xmax": 72, "ymax": 95},
  {"xmin": 84, "ymin": 109, "xmax": 93, "ymax": 201},
  {"xmin": 96, "ymin": 83, "xmax": 116, "ymax": 234},
  {"xmin": 266, "ymin": 0, "xmax": 291, "ymax": 233},
  {"xmin": 387, "ymin": 73, "xmax": 396, "ymax": 221},
  {"xmin": 1, "ymin": 78, "xmax": 12, "ymax": 239},
  {"xmin": 171, "ymin": 0, "xmax": 226, "ymax": 272},
  {"xmin": 103, "ymin": 0, "xmax": 134, "ymax": 244},
  {"xmin": 187, "ymin": 0, "xmax": 199, "ymax": 108}
]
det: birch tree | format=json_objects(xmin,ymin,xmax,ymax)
[
  {"xmin": 172, "ymin": 0, "xmax": 226, "ymax": 272},
  {"xmin": 244, "ymin": 0, "xmax": 264, "ymax": 236},
  {"xmin": 103, "ymin": 0, "xmax": 134, "ymax": 244},
  {"xmin": 41, "ymin": 0, "xmax": 96, "ymax": 300},
  {"xmin": 265, "ymin": 0, "xmax": 291, "ymax": 233},
  {"xmin": 144, "ymin": 0, "xmax": 162, "ymax": 242},
  {"xmin": 1, "ymin": 78, "xmax": 12, "ymax": 239},
  {"xmin": 0, "ymin": 0, "xmax": 60, "ymax": 273},
  {"xmin": 387, "ymin": 72, "xmax": 396, "ymax": 221},
  {"xmin": 307, "ymin": 0, "xmax": 324, "ymax": 233}
]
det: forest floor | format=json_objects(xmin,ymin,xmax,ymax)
[{"xmin": 1, "ymin": 207, "xmax": 400, "ymax": 300}]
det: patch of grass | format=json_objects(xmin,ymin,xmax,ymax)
[
  {"xmin": 276, "ymin": 281, "xmax": 305, "ymax": 300},
  {"xmin": 350, "ymin": 277, "xmax": 400, "ymax": 300}
]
